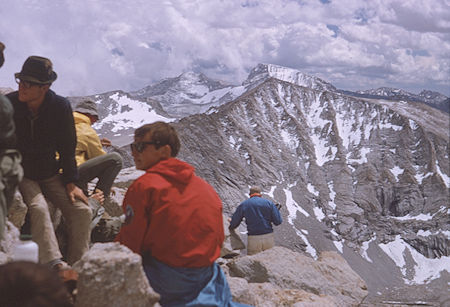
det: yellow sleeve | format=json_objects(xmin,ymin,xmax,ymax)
[{"xmin": 76, "ymin": 123, "xmax": 106, "ymax": 162}]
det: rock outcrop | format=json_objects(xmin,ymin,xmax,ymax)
[
  {"xmin": 73, "ymin": 242, "xmax": 160, "ymax": 307},
  {"xmin": 226, "ymin": 246, "xmax": 368, "ymax": 306},
  {"xmin": 0, "ymin": 221, "xmax": 20, "ymax": 264}
]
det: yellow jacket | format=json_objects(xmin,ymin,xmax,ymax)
[{"xmin": 74, "ymin": 112, "xmax": 106, "ymax": 166}]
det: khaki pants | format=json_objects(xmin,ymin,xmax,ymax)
[
  {"xmin": 19, "ymin": 175, "xmax": 91, "ymax": 265},
  {"xmin": 247, "ymin": 232, "xmax": 275, "ymax": 255}
]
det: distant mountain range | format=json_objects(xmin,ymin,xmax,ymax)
[
  {"xmin": 68, "ymin": 63, "xmax": 449, "ymax": 303},
  {"xmin": 340, "ymin": 87, "xmax": 449, "ymax": 113}
]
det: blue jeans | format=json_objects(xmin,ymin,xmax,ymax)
[
  {"xmin": 77, "ymin": 152, "xmax": 122, "ymax": 196},
  {"xmin": 143, "ymin": 257, "xmax": 251, "ymax": 307}
]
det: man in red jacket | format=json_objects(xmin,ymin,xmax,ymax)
[{"xmin": 116, "ymin": 122, "xmax": 243, "ymax": 306}]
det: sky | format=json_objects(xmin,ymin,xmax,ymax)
[{"xmin": 1, "ymin": 0, "xmax": 449, "ymax": 97}]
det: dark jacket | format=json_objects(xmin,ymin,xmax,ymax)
[
  {"xmin": 229, "ymin": 194, "xmax": 282, "ymax": 235},
  {"xmin": 7, "ymin": 90, "xmax": 78, "ymax": 184}
]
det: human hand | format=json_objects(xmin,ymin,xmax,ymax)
[
  {"xmin": 101, "ymin": 138, "xmax": 112, "ymax": 147},
  {"xmin": 91, "ymin": 189, "xmax": 105, "ymax": 205},
  {"xmin": 66, "ymin": 183, "xmax": 88, "ymax": 205},
  {"xmin": 275, "ymin": 203, "xmax": 282, "ymax": 210}
]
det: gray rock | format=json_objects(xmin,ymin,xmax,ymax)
[
  {"xmin": 0, "ymin": 221, "xmax": 20, "ymax": 264},
  {"xmin": 227, "ymin": 276, "xmax": 339, "ymax": 306},
  {"xmin": 73, "ymin": 242, "xmax": 160, "ymax": 307},
  {"xmin": 227, "ymin": 246, "xmax": 368, "ymax": 306}
]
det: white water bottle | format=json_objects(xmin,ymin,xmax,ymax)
[{"xmin": 12, "ymin": 234, "xmax": 39, "ymax": 263}]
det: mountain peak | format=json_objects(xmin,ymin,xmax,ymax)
[{"xmin": 243, "ymin": 63, "xmax": 336, "ymax": 92}]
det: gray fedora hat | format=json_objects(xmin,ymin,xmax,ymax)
[
  {"xmin": 74, "ymin": 100, "xmax": 99, "ymax": 118},
  {"xmin": 15, "ymin": 55, "xmax": 57, "ymax": 84}
]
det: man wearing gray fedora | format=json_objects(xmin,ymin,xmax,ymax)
[{"xmin": 7, "ymin": 56, "xmax": 91, "ymax": 268}]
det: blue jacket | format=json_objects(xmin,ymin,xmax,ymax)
[
  {"xmin": 229, "ymin": 195, "xmax": 282, "ymax": 235},
  {"xmin": 7, "ymin": 90, "xmax": 78, "ymax": 184}
]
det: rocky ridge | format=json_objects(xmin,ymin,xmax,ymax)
[{"xmin": 349, "ymin": 87, "xmax": 449, "ymax": 113}]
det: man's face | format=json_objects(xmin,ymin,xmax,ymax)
[
  {"xmin": 87, "ymin": 114, "xmax": 98, "ymax": 125},
  {"xmin": 131, "ymin": 132, "xmax": 166, "ymax": 171},
  {"xmin": 17, "ymin": 80, "xmax": 48, "ymax": 103}
]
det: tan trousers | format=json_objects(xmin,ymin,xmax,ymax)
[
  {"xmin": 19, "ymin": 175, "xmax": 91, "ymax": 265},
  {"xmin": 247, "ymin": 232, "xmax": 275, "ymax": 255}
]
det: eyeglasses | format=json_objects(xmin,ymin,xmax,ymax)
[
  {"xmin": 15, "ymin": 78, "xmax": 41, "ymax": 89},
  {"xmin": 130, "ymin": 141, "xmax": 159, "ymax": 153}
]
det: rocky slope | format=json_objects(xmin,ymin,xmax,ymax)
[
  {"xmin": 69, "ymin": 63, "xmax": 450, "ymax": 304},
  {"xmin": 348, "ymin": 87, "xmax": 449, "ymax": 113}
]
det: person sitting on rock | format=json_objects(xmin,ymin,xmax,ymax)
[
  {"xmin": 72, "ymin": 99, "xmax": 123, "ymax": 228},
  {"xmin": 229, "ymin": 186, "xmax": 282, "ymax": 255},
  {"xmin": 115, "ymin": 121, "xmax": 246, "ymax": 306},
  {"xmin": 7, "ymin": 55, "xmax": 91, "ymax": 268}
]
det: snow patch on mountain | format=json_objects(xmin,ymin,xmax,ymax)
[
  {"xmin": 360, "ymin": 237, "xmax": 376, "ymax": 263},
  {"xmin": 283, "ymin": 186, "xmax": 318, "ymax": 258},
  {"xmin": 94, "ymin": 92, "xmax": 174, "ymax": 132},
  {"xmin": 379, "ymin": 235, "xmax": 450, "ymax": 285}
]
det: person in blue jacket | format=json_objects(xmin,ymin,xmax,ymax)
[{"xmin": 229, "ymin": 186, "xmax": 282, "ymax": 255}]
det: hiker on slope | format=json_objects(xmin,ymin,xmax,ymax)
[{"xmin": 229, "ymin": 186, "xmax": 282, "ymax": 255}]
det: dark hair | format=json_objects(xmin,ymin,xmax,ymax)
[
  {"xmin": 135, "ymin": 121, "xmax": 181, "ymax": 157},
  {"xmin": 0, "ymin": 261, "xmax": 73, "ymax": 307}
]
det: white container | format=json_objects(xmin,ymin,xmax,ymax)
[{"xmin": 12, "ymin": 235, "xmax": 39, "ymax": 263}]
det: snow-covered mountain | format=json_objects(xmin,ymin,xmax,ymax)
[
  {"xmin": 353, "ymin": 87, "xmax": 449, "ymax": 113},
  {"xmin": 127, "ymin": 63, "xmax": 336, "ymax": 118},
  {"xmin": 130, "ymin": 71, "xmax": 247, "ymax": 118},
  {"xmin": 173, "ymin": 78, "xmax": 449, "ymax": 304},
  {"xmin": 68, "ymin": 63, "xmax": 449, "ymax": 305},
  {"xmin": 68, "ymin": 90, "xmax": 174, "ymax": 147},
  {"xmin": 243, "ymin": 63, "xmax": 337, "ymax": 92}
]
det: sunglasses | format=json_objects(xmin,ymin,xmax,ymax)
[
  {"xmin": 15, "ymin": 78, "xmax": 42, "ymax": 89},
  {"xmin": 130, "ymin": 141, "xmax": 160, "ymax": 153}
]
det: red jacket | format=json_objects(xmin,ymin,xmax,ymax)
[{"xmin": 116, "ymin": 158, "xmax": 224, "ymax": 268}]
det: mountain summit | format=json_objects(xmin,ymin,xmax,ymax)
[
  {"xmin": 131, "ymin": 71, "xmax": 245, "ymax": 117},
  {"xmin": 243, "ymin": 63, "xmax": 337, "ymax": 92}
]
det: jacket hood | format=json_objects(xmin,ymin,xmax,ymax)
[
  {"xmin": 148, "ymin": 158, "xmax": 194, "ymax": 185},
  {"xmin": 73, "ymin": 111, "xmax": 91, "ymax": 125}
]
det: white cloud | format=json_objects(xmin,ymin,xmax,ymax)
[{"xmin": 0, "ymin": 0, "xmax": 448, "ymax": 96}]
